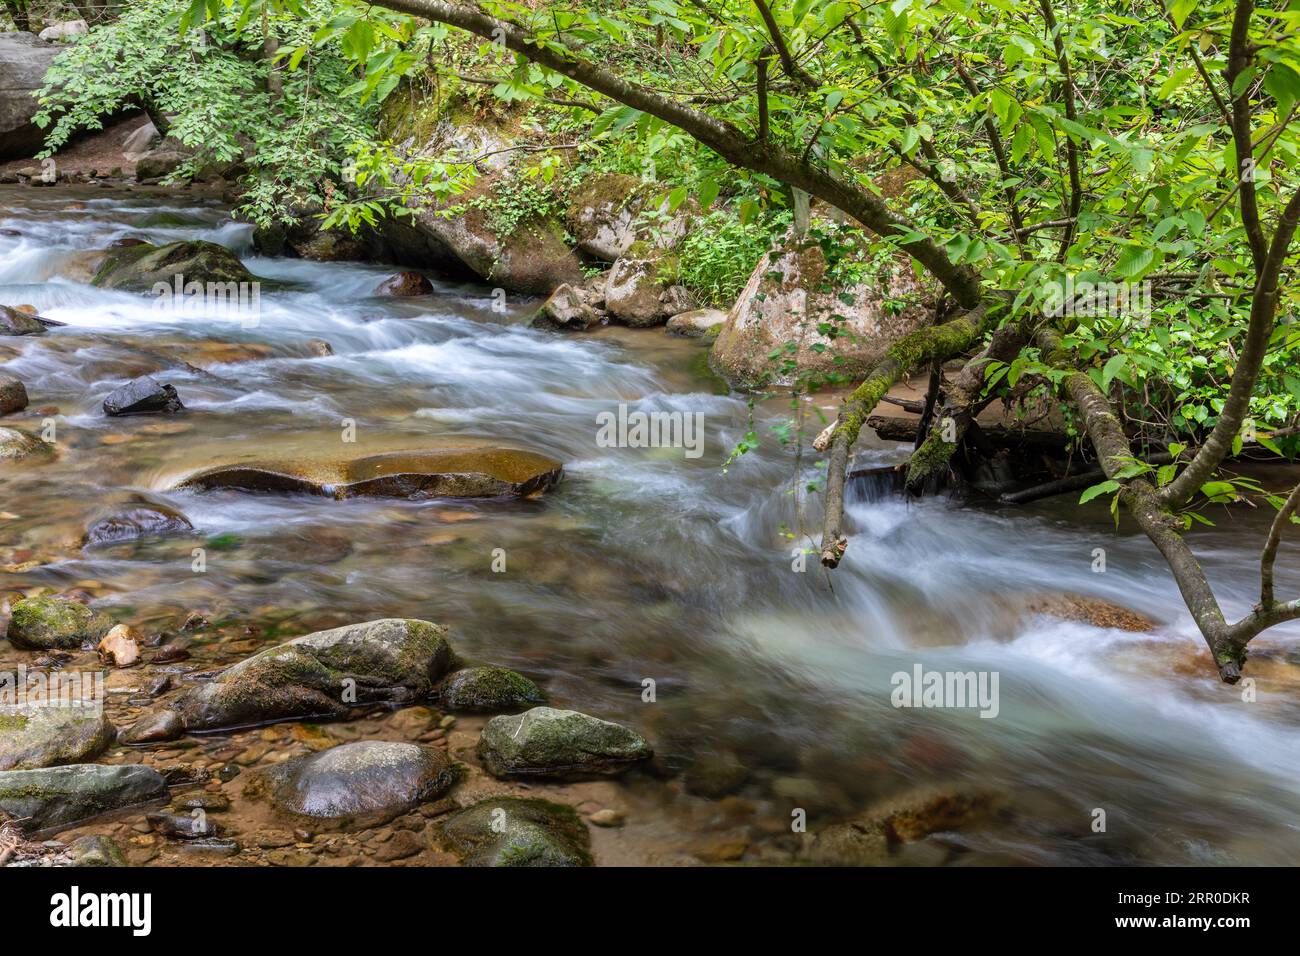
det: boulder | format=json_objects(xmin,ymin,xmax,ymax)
[
  {"xmin": 374, "ymin": 271, "xmax": 433, "ymax": 297},
  {"xmin": 565, "ymin": 173, "xmax": 651, "ymax": 261},
  {"xmin": 0, "ymin": 373, "xmax": 28, "ymax": 414},
  {"xmin": 133, "ymin": 141, "xmax": 192, "ymax": 182},
  {"xmin": 175, "ymin": 447, "xmax": 563, "ymax": 501},
  {"xmin": 0, "ymin": 426, "xmax": 52, "ymax": 462},
  {"xmin": 253, "ymin": 216, "xmax": 372, "ymax": 262},
  {"xmin": 120, "ymin": 618, "xmax": 453, "ymax": 741},
  {"xmin": 0, "ymin": 765, "xmax": 167, "ymax": 832},
  {"xmin": 38, "ymin": 20, "xmax": 88, "ymax": 41},
  {"xmin": 710, "ymin": 228, "xmax": 937, "ymax": 389},
  {"xmin": 120, "ymin": 120, "xmax": 160, "ymax": 163},
  {"xmin": 666, "ymin": 308, "xmax": 727, "ymax": 338},
  {"xmin": 0, "ymin": 705, "xmax": 116, "ymax": 771},
  {"xmin": 529, "ymin": 281, "xmax": 604, "ymax": 332},
  {"xmin": 477, "ymin": 706, "xmax": 652, "ymax": 779},
  {"xmin": 0, "ymin": 304, "xmax": 49, "ymax": 336},
  {"xmin": 102, "ymin": 375, "xmax": 185, "ymax": 416},
  {"xmin": 68, "ymin": 834, "xmax": 129, "ymax": 867},
  {"xmin": 436, "ymin": 666, "xmax": 545, "ymax": 713},
  {"xmin": 441, "ymin": 797, "xmax": 591, "ymax": 867},
  {"xmin": 6, "ymin": 596, "xmax": 114, "ymax": 650},
  {"xmin": 82, "ymin": 498, "xmax": 194, "ymax": 547},
  {"xmin": 0, "ymin": 33, "xmax": 59, "ymax": 161},
  {"xmin": 91, "ymin": 240, "xmax": 259, "ymax": 293},
  {"xmin": 249, "ymin": 741, "xmax": 454, "ymax": 826},
  {"xmin": 604, "ymin": 254, "xmax": 674, "ymax": 327}
]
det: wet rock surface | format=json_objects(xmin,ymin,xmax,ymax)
[
  {"xmin": 0, "ymin": 705, "xmax": 116, "ymax": 771},
  {"xmin": 441, "ymin": 797, "xmax": 591, "ymax": 867},
  {"xmin": 436, "ymin": 666, "xmax": 545, "ymax": 713},
  {"xmin": 121, "ymin": 619, "xmax": 453, "ymax": 741},
  {"xmin": 91, "ymin": 240, "xmax": 262, "ymax": 293},
  {"xmin": 82, "ymin": 498, "xmax": 194, "ymax": 547},
  {"xmin": 175, "ymin": 447, "xmax": 564, "ymax": 500},
  {"xmin": 102, "ymin": 376, "xmax": 185, "ymax": 416},
  {"xmin": 477, "ymin": 707, "xmax": 652, "ymax": 780},
  {"xmin": 249, "ymin": 741, "xmax": 455, "ymax": 825},
  {"xmin": 6, "ymin": 596, "xmax": 115, "ymax": 650},
  {"xmin": 0, "ymin": 765, "xmax": 167, "ymax": 832}
]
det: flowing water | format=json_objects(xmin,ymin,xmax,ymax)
[{"xmin": 2, "ymin": 186, "xmax": 1298, "ymax": 866}]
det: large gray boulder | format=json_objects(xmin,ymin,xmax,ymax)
[
  {"xmin": 477, "ymin": 706, "xmax": 652, "ymax": 779},
  {"xmin": 0, "ymin": 33, "xmax": 58, "ymax": 161},
  {"xmin": 0, "ymin": 705, "xmax": 116, "ymax": 771},
  {"xmin": 121, "ymin": 618, "xmax": 454, "ymax": 741},
  {"xmin": 0, "ymin": 765, "xmax": 166, "ymax": 832},
  {"xmin": 6, "ymin": 595, "xmax": 114, "ymax": 650}
]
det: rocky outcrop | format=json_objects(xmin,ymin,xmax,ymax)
[
  {"xmin": 477, "ymin": 706, "xmax": 652, "ymax": 779},
  {"xmin": 91, "ymin": 240, "xmax": 260, "ymax": 293},
  {"xmin": 0, "ymin": 33, "xmax": 58, "ymax": 161},
  {"xmin": 709, "ymin": 228, "xmax": 937, "ymax": 389},
  {"xmin": 0, "ymin": 765, "xmax": 167, "ymax": 832},
  {"xmin": 120, "ymin": 618, "xmax": 454, "ymax": 741},
  {"xmin": 102, "ymin": 375, "xmax": 185, "ymax": 416},
  {"xmin": 175, "ymin": 447, "xmax": 563, "ymax": 501},
  {"xmin": 249, "ymin": 741, "xmax": 455, "ymax": 826},
  {"xmin": 436, "ymin": 666, "xmax": 545, "ymax": 713},
  {"xmin": 6, "ymin": 596, "xmax": 114, "ymax": 650},
  {"xmin": 0, "ymin": 705, "xmax": 116, "ymax": 771},
  {"xmin": 441, "ymin": 797, "xmax": 592, "ymax": 867}
]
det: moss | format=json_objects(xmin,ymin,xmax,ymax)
[
  {"xmin": 0, "ymin": 714, "xmax": 30, "ymax": 732},
  {"xmin": 8, "ymin": 596, "xmax": 113, "ymax": 649},
  {"xmin": 905, "ymin": 433, "xmax": 958, "ymax": 488}
]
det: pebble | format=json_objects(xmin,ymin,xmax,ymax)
[{"xmin": 589, "ymin": 808, "xmax": 625, "ymax": 828}]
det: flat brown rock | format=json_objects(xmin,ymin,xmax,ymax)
[{"xmin": 174, "ymin": 447, "xmax": 563, "ymax": 500}]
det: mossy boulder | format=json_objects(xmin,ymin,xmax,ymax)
[
  {"xmin": 0, "ymin": 372, "xmax": 29, "ymax": 415},
  {"xmin": 477, "ymin": 706, "xmax": 652, "ymax": 779},
  {"xmin": 436, "ymin": 666, "xmax": 545, "ymax": 713},
  {"xmin": 121, "ymin": 618, "xmax": 454, "ymax": 742},
  {"xmin": 565, "ymin": 172, "xmax": 652, "ymax": 261},
  {"xmin": 249, "ymin": 740, "xmax": 454, "ymax": 827},
  {"xmin": 91, "ymin": 240, "xmax": 261, "ymax": 293},
  {"xmin": 709, "ymin": 227, "xmax": 937, "ymax": 389},
  {"xmin": 0, "ymin": 764, "xmax": 167, "ymax": 832},
  {"xmin": 7, "ymin": 596, "xmax": 115, "ymax": 650},
  {"xmin": 68, "ymin": 834, "xmax": 129, "ymax": 867},
  {"xmin": 441, "ymin": 797, "xmax": 592, "ymax": 867},
  {"xmin": 0, "ymin": 304, "xmax": 50, "ymax": 336},
  {"xmin": 0, "ymin": 705, "xmax": 116, "ymax": 771}
]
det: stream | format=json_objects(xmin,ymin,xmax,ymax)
[{"xmin": 2, "ymin": 185, "xmax": 1298, "ymax": 866}]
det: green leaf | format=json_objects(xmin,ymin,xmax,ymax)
[{"xmin": 1079, "ymin": 479, "xmax": 1121, "ymax": 504}]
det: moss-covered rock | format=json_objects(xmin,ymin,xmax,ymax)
[
  {"xmin": 0, "ymin": 764, "xmax": 166, "ymax": 832},
  {"xmin": 440, "ymin": 797, "xmax": 592, "ymax": 867},
  {"xmin": 436, "ymin": 666, "xmax": 545, "ymax": 714},
  {"xmin": 0, "ymin": 304, "xmax": 48, "ymax": 335},
  {"xmin": 0, "ymin": 705, "xmax": 116, "ymax": 771},
  {"xmin": 68, "ymin": 834, "xmax": 129, "ymax": 867},
  {"xmin": 0, "ymin": 426, "xmax": 54, "ymax": 462},
  {"xmin": 91, "ymin": 240, "xmax": 262, "ymax": 293},
  {"xmin": 121, "ymin": 618, "xmax": 454, "ymax": 741},
  {"xmin": 7, "ymin": 596, "xmax": 114, "ymax": 650},
  {"xmin": 477, "ymin": 706, "xmax": 652, "ymax": 779},
  {"xmin": 249, "ymin": 740, "xmax": 454, "ymax": 827}
]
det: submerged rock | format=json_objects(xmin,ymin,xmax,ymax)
[
  {"xmin": 91, "ymin": 240, "xmax": 260, "ymax": 293},
  {"xmin": 374, "ymin": 271, "xmax": 433, "ymax": 297},
  {"xmin": 0, "ymin": 764, "xmax": 166, "ymax": 832},
  {"xmin": 175, "ymin": 447, "xmax": 563, "ymax": 501},
  {"xmin": 441, "ymin": 797, "xmax": 592, "ymax": 867},
  {"xmin": 102, "ymin": 375, "xmax": 185, "ymax": 416},
  {"xmin": 802, "ymin": 787, "xmax": 997, "ymax": 866},
  {"xmin": 0, "ymin": 427, "xmax": 52, "ymax": 462},
  {"xmin": 436, "ymin": 666, "xmax": 545, "ymax": 713},
  {"xmin": 250, "ymin": 741, "xmax": 454, "ymax": 826},
  {"xmin": 82, "ymin": 498, "xmax": 194, "ymax": 547},
  {"xmin": 0, "ymin": 373, "xmax": 28, "ymax": 415},
  {"xmin": 6, "ymin": 596, "xmax": 115, "ymax": 650},
  {"xmin": 120, "ymin": 618, "xmax": 453, "ymax": 741},
  {"xmin": 477, "ymin": 706, "xmax": 652, "ymax": 780},
  {"xmin": 0, "ymin": 705, "xmax": 116, "ymax": 771},
  {"xmin": 1018, "ymin": 593, "xmax": 1156, "ymax": 633}
]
